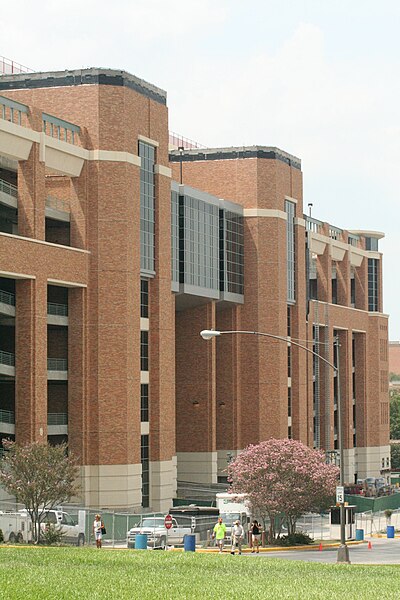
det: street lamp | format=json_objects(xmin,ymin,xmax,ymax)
[{"xmin": 200, "ymin": 328, "xmax": 350, "ymax": 564}]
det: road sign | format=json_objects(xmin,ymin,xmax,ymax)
[
  {"xmin": 164, "ymin": 514, "xmax": 173, "ymax": 530},
  {"xmin": 336, "ymin": 486, "xmax": 345, "ymax": 504}
]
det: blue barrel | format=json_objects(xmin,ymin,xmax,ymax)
[
  {"xmin": 355, "ymin": 529, "xmax": 364, "ymax": 541},
  {"xmin": 135, "ymin": 534, "xmax": 148, "ymax": 549},
  {"xmin": 387, "ymin": 526, "xmax": 395, "ymax": 539},
  {"xmin": 183, "ymin": 534, "xmax": 196, "ymax": 552}
]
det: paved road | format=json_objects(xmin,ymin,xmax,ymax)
[{"xmin": 245, "ymin": 538, "xmax": 400, "ymax": 564}]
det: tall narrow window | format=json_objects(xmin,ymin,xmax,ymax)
[
  {"xmin": 285, "ymin": 200, "xmax": 295, "ymax": 303},
  {"xmin": 368, "ymin": 258, "xmax": 379, "ymax": 311},
  {"xmin": 140, "ymin": 279, "xmax": 149, "ymax": 318},
  {"xmin": 139, "ymin": 141, "xmax": 155, "ymax": 274},
  {"xmin": 141, "ymin": 434, "xmax": 149, "ymax": 508},
  {"xmin": 140, "ymin": 331, "xmax": 149, "ymax": 371},
  {"xmin": 141, "ymin": 384, "xmax": 149, "ymax": 422}
]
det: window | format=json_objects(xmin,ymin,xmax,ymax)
[
  {"xmin": 140, "ymin": 331, "xmax": 149, "ymax": 371},
  {"xmin": 171, "ymin": 190, "xmax": 180, "ymax": 284},
  {"xmin": 141, "ymin": 434, "xmax": 150, "ymax": 508},
  {"xmin": 351, "ymin": 275, "xmax": 355, "ymax": 306},
  {"xmin": 288, "ymin": 387, "xmax": 292, "ymax": 417},
  {"xmin": 331, "ymin": 278, "xmax": 337, "ymax": 304},
  {"xmin": 285, "ymin": 200, "xmax": 295, "ymax": 303},
  {"xmin": 140, "ymin": 279, "xmax": 149, "ymax": 318},
  {"xmin": 219, "ymin": 209, "xmax": 244, "ymax": 296},
  {"xmin": 141, "ymin": 384, "xmax": 149, "ymax": 422},
  {"xmin": 368, "ymin": 258, "xmax": 379, "ymax": 311},
  {"xmin": 139, "ymin": 141, "xmax": 155, "ymax": 273},
  {"xmin": 181, "ymin": 195, "xmax": 219, "ymax": 292}
]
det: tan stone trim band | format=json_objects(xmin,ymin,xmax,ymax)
[
  {"xmin": 88, "ymin": 149, "xmax": 141, "ymax": 167},
  {"xmin": 0, "ymin": 231, "xmax": 90, "ymax": 253},
  {"xmin": 243, "ymin": 208, "xmax": 287, "ymax": 220},
  {"xmin": 138, "ymin": 134, "xmax": 159, "ymax": 147},
  {"xmin": 47, "ymin": 278, "xmax": 87, "ymax": 288},
  {"xmin": 0, "ymin": 270, "xmax": 35, "ymax": 280},
  {"xmin": 154, "ymin": 164, "xmax": 172, "ymax": 177}
]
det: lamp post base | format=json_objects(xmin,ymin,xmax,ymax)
[{"xmin": 337, "ymin": 544, "xmax": 350, "ymax": 564}]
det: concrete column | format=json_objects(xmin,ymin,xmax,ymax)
[
  {"xmin": 15, "ymin": 277, "xmax": 47, "ymax": 443},
  {"xmin": 17, "ymin": 143, "xmax": 46, "ymax": 240}
]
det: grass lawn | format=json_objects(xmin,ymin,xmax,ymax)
[{"xmin": 0, "ymin": 546, "xmax": 399, "ymax": 600}]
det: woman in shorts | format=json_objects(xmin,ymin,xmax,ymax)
[
  {"xmin": 250, "ymin": 520, "xmax": 262, "ymax": 553},
  {"xmin": 93, "ymin": 514, "xmax": 104, "ymax": 548}
]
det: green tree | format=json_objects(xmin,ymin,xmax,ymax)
[
  {"xmin": 390, "ymin": 393, "xmax": 400, "ymax": 439},
  {"xmin": 0, "ymin": 441, "xmax": 79, "ymax": 543},
  {"xmin": 390, "ymin": 444, "xmax": 400, "ymax": 471}
]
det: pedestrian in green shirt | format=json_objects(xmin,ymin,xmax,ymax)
[{"xmin": 212, "ymin": 517, "xmax": 226, "ymax": 553}]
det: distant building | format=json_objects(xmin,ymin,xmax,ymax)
[
  {"xmin": 389, "ymin": 341, "xmax": 400, "ymax": 376},
  {"xmin": 0, "ymin": 67, "xmax": 389, "ymax": 510}
]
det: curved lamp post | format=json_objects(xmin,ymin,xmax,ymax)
[{"xmin": 200, "ymin": 328, "xmax": 350, "ymax": 564}]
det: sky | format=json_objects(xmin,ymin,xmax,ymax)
[{"xmin": 1, "ymin": 0, "xmax": 399, "ymax": 336}]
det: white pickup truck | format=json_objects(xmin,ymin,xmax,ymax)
[
  {"xmin": 127, "ymin": 516, "xmax": 191, "ymax": 549},
  {"xmin": 0, "ymin": 509, "xmax": 85, "ymax": 545}
]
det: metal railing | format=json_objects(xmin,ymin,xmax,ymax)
[
  {"xmin": 169, "ymin": 131, "xmax": 206, "ymax": 149},
  {"xmin": 0, "ymin": 289, "xmax": 15, "ymax": 306},
  {"xmin": 47, "ymin": 302, "xmax": 68, "ymax": 317},
  {"xmin": 0, "ymin": 56, "xmax": 33, "ymax": 75},
  {"xmin": 0, "ymin": 409, "xmax": 15, "ymax": 424},
  {"xmin": 48, "ymin": 413, "xmax": 68, "ymax": 426},
  {"xmin": 0, "ymin": 94, "xmax": 29, "ymax": 126},
  {"xmin": 348, "ymin": 234, "xmax": 360, "ymax": 247},
  {"xmin": 47, "ymin": 358, "xmax": 68, "ymax": 371},
  {"xmin": 43, "ymin": 113, "xmax": 80, "ymax": 145},
  {"xmin": 46, "ymin": 195, "xmax": 70, "ymax": 213},
  {"xmin": 0, "ymin": 178, "xmax": 17, "ymax": 198},
  {"xmin": 305, "ymin": 216, "xmax": 323, "ymax": 233},
  {"xmin": 328, "ymin": 226, "xmax": 343, "ymax": 241},
  {"xmin": 0, "ymin": 350, "xmax": 15, "ymax": 367}
]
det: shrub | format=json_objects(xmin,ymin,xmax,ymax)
[
  {"xmin": 277, "ymin": 532, "xmax": 314, "ymax": 546},
  {"xmin": 40, "ymin": 523, "xmax": 65, "ymax": 546},
  {"xmin": 0, "ymin": 528, "xmax": 4, "ymax": 543}
]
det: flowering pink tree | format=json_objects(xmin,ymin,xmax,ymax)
[{"xmin": 228, "ymin": 438, "xmax": 339, "ymax": 542}]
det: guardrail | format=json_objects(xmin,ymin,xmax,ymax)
[
  {"xmin": 0, "ymin": 350, "xmax": 15, "ymax": 366},
  {"xmin": 0, "ymin": 178, "xmax": 17, "ymax": 198},
  {"xmin": 47, "ymin": 302, "xmax": 68, "ymax": 317},
  {"xmin": 43, "ymin": 113, "xmax": 80, "ymax": 145},
  {"xmin": 305, "ymin": 216, "xmax": 323, "ymax": 234},
  {"xmin": 0, "ymin": 289, "xmax": 15, "ymax": 306},
  {"xmin": 47, "ymin": 358, "xmax": 68, "ymax": 371},
  {"xmin": 0, "ymin": 94, "xmax": 29, "ymax": 126},
  {"xmin": 0, "ymin": 409, "xmax": 15, "ymax": 424},
  {"xmin": 48, "ymin": 413, "xmax": 68, "ymax": 426}
]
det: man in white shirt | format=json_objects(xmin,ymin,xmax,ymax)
[{"xmin": 231, "ymin": 520, "xmax": 244, "ymax": 555}]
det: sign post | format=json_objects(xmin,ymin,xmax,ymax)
[{"xmin": 164, "ymin": 514, "xmax": 173, "ymax": 549}]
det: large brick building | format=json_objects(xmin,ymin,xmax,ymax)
[{"xmin": 0, "ymin": 68, "xmax": 389, "ymax": 511}]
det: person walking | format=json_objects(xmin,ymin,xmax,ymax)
[
  {"xmin": 93, "ymin": 514, "xmax": 104, "ymax": 549},
  {"xmin": 250, "ymin": 519, "xmax": 262, "ymax": 553},
  {"xmin": 212, "ymin": 517, "xmax": 226, "ymax": 553},
  {"xmin": 231, "ymin": 520, "xmax": 244, "ymax": 555}
]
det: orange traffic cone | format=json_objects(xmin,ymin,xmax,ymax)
[
  {"xmin": 368, "ymin": 541, "xmax": 372, "ymax": 550},
  {"xmin": 319, "ymin": 542, "xmax": 323, "ymax": 551}
]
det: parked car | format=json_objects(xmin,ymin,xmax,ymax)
[{"xmin": 127, "ymin": 517, "xmax": 191, "ymax": 549}]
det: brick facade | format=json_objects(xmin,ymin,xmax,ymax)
[{"xmin": 0, "ymin": 68, "xmax": 389, "ymax": 510}]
